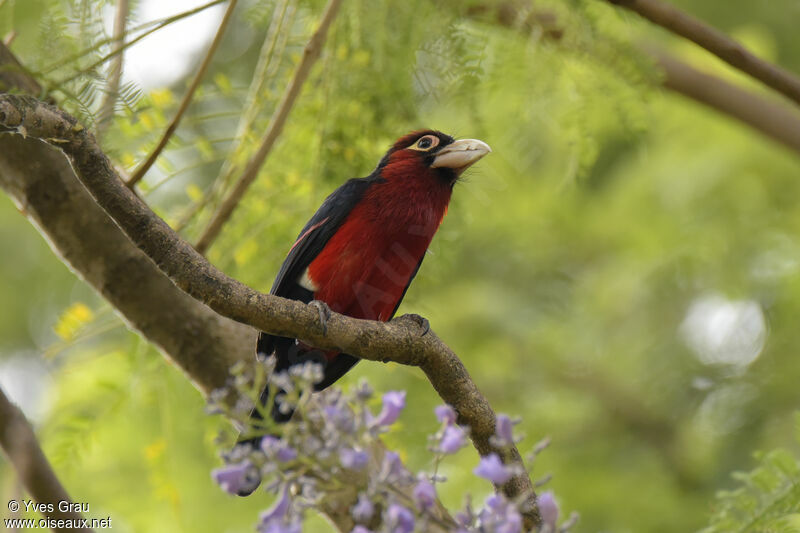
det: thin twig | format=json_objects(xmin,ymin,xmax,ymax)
[
  {"xmin": 143, "ymin": 157, "xmax": 223, "ymax": 196},
  {"xmin": 51, "ymin": 0, "xmax": 226, "ymax": 88},
  {"xmin": 0, "ymin": 42, "xmax": 44, "ymax": 96},
  {"xmin": 3, "ymin": 30, "xmax": 16, "ymax": 47},
  {"xmin": 173, "ymin": 0, "xmax": 296, "ymax": 233},
  {"xmin": 237, "ymin": 0, "xmax": 294, "ymax": 141},
  {"xmin": 471, "ymin": 2, "xmax": 800, "ymax": 156},
  {"xmin": 126, "ymin": 0, "xmax": 239, "ymax": 188},
  {"xmin": 605, "ymin": 0, "xmax": 800, "ymax": 107},
  {"xmin": 0, "ymin": 93, "xmax": 542, "ymax": 530},
  {"xmin": 194, "ymin": 0, "xmax": 343, "ymax": 254},
  {"xmin": 0, "ymin": 386, "xmax": 93, "ymax": 532},
  {"xmin": 96, "ymin": 0, "xmax": 129, "ymax": 139},
  {"xmin": 39, "ymin": 0, "xmax": 224, "ymax": 76}
]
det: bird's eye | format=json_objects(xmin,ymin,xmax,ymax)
[{"xmin": 413, "ymin": 135, "xmax": 439, "ymax": 151}]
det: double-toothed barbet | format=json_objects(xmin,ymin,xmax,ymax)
[{"xmin": 254, "ymin": 130, "xmax": 490, "ymax": 422}]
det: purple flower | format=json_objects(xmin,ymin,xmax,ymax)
[
  {"xmin": 385, "ymin": 503, "xmax": 414, "ymax": 533},
  {"xmin": 434, "ymin": 404, "xmax": 457, "ymax": 425},
  {"xmin": 479, "ymin": 494, "xmax": 522, "ymax": 533},
  {"xmin": 372, "ymin": 391, "xmax": 406, "ymax": 427},
  {"xmin": 474, "ymin": 453, "xmax": 512, "ymax": 484},
  {"xmin": 494, "ymin": 414, "xmax": 514, "ymax": 446},
  {"xmin": 538, "ymin": 491, "xmax": 559, "ymax": 529},
  {"xmin": 325, "ymin": 405, "xmax": 356, "ymax": 433},
  {"xmin": 351, "ymin": 527, "xmax": 373, "ymax": 533},
  {"xmin": 439, "ymin": 425, "xmax": 467, "ymax": 454},
  {"xmin": 351, "ymin": 493, "xmax": 374, "ymax": 523},
  {"xmin": 212, "ymin": 460, "xmax": 260, "ymax": 495},
  {"xmin": 324, "ymin": 405, "xmax": 342, "ymax": 419},
  {"xmin": 497, "ymin": 510, "xmax": 522, "ymax": 533},
  {"xmin": 340, "ymin": 447, "xmax": 369, "ymax": 471},
  {"xmin": 261, "ymin": 436, "xmax": 297, "ymax": 462},
  {"xmin": 381, "ymin": 451, "xmax": 409, "ymax": 483},
  {"xmin": 277, "ymin": 447, "xmax": 297, "ymax": 462},
  {"xmin": 413, "ymin": 476, "xmax": 437, "ymax": 510},
  {"xmin": 258, "ymin": 487, "xmax": 294, "ymax": 532},
  {"xmin": 485, "ymin": 493, "xmax": 503, "ymax": 511},
  {"xmin": 455, "ymin": 510, "xmax": 472, "ymax": 528}
]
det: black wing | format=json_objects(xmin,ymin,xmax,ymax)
[
  {"xmin": 274, "ymin": 176, "xmax": 379, "ymax": 298},
  {"xmin": 237, "ymin": 176, "xmax": 382, "ymax": 470},
  {"xmin": 256, "ymin": 176, "xmax": 380, "ymax": 381}
]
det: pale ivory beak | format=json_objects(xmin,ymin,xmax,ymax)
[{"xmin": 431, "ymin": 138, "xmax": 492, "ymax": 173}]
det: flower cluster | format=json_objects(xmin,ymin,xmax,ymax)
[{"xmin": 210, "ymin": 359, "xmax": 575, "ymax": 532}]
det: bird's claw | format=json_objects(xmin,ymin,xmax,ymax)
[
  {"xmin": 309, "ymin": 300, "xmax": 332, "ymax": 336},
  {"xmin": 401, "ymin": 313, "xmax": 430, "ymax": 337}
]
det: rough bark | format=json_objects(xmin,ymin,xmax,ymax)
[
  {"xmin": 0, "ymin": 134, "xmax": 254, "ymax": 394},
  {"xmin": 0, "ymin": 43, "xmax": 254, "ymax": 395}
]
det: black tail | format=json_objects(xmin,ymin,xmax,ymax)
[
  {"xmin": 252, "ymin": 331, "xmax": 361, "ymax": 422},
  {"xmin": 231, "ymin": 333, "xmax": 360, "ymax": 496}
]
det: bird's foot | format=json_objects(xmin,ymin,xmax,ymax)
[
  {"xmin": 309, "ymin": 300, "xmax": 332, "ymax": 336},
  {"xmin": 400, "ymin": 313, "xmax": 430, "ymax": 337}
]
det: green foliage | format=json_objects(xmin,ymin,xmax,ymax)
[
  {"xmin": 703, "ymin": 418, "xmax": 800, "ymax": 532},
  {"xmin": 3, "ymin": 0, "xmax": 800, "ymax": 531}
]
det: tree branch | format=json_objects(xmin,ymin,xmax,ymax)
[
  {"xmin": 194, "ymin": 0, "xmax": 342, "ymax": 254},
  {"xmin": 0, "ymin": 386, "xmax": 93, "ymax": 532},
  {"xmin": 0, "ymin": 43, "xmax": 464, "ymax": 532},
  {"xmin": 472, "ymin": 2, "xmax": 800, "ymax": 156},
  {"xmin": 653, "ymin": 49, "xmax": 800, "ymax": 153},
  {"xmin": 125, "ymin": 0, "xmax": 239, "ymax": 188},
  {"xmin": 605, "ymin": 0, "xmax": 800, "ymax": 107},
  {"xmin": 0, "ymin": 131, "xmax": 253, "ymax": 393},
  {"xmin": 0, "ymin": 42, "xmax": 252, "ymax": 394},
  {"xmin": 0, "ymin": 93, "xmax": 541, "ymax": 528},
  {"xmin": 0, "ymin": 43, "xmax": 44, "ymax": 96}
]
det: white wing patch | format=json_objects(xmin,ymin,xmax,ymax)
[{"xmin": 298, "ymin": 267, "xmax": 319, "ymax": 292}]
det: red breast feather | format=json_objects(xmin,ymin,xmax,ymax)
[{"xmin": 307, "ymin": 149, "xmax": 451, "ymax": 321}]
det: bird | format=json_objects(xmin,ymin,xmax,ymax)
[{"xmin": 244, "ymin": 129, "xmax": 490, "ymax": 435}]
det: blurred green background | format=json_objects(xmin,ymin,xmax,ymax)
[{"xmin": 2, "ymin": 0, "xmax": 800, "ymax": 531}]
